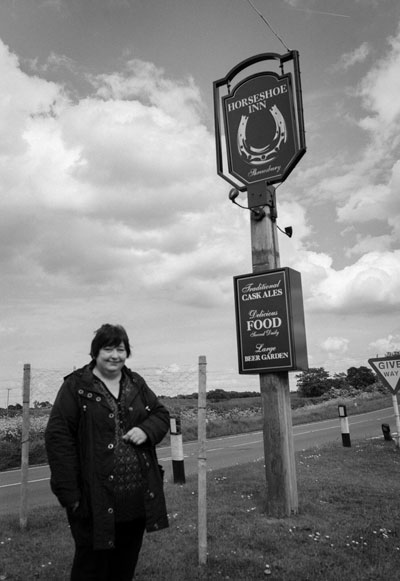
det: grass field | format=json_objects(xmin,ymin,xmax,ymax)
[{"xmin": 1, "ymin": 438, "xmax": 400, "ymax": 580}]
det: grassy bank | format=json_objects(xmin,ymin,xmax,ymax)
[
  {"xmin": 1, "ymin": 438, "xmax": 400, "ymax": 580},
  {"xmin": 174, "ymin": 392, "xmax": 393, "ymax": 443}
]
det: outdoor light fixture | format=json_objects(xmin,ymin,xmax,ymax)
[
  {"xmin": 284, "ymin": 226, "xmax": 293, "ymax": 238},
  {"xmin": 229, "ymin": 188, "xmax": 240, "ymax": 201}
]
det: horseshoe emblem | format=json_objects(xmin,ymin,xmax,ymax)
[{"xmin": 237, "ymin": 105, "xmax": 287, "ymax": 165}]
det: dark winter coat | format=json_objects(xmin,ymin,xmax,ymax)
[{"xmin": 45, "ymin": 364, "xmax": 169, "ymax": 550}]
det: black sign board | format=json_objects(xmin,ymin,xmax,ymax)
[
  {"xmin": 223, "ymin": 72, "xmax": 298, "ymax": 186},
  {"xmin": 233, "ymin": 268, "xmax": 308, "ymax": 374},
  {"xmin": 213, "ymin": 51, "xmax": 306, "ymax": 192}
]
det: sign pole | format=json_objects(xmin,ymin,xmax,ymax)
[
  {"xmin": 391, "ymin": 394, "xmax": 400, "ymax": 448},
  {"xmin": 249, "ymin": 186, "xmax": 298, "ymax": 516}
]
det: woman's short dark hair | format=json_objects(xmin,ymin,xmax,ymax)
[{"xmin": 90, "ymin": 324, "xmax": 131, "ymax": 359}]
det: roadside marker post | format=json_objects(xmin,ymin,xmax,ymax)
[
  {"xmin": 368, "ymin": 356, "xmax": 400, "ymax": 448},
  {"xmin": 170, "ymin": 415, "xmax": 185, "ymax": 484},
  {"xmin": 338, "ymin": 405, "xmax": 351, "ymax": 447}
]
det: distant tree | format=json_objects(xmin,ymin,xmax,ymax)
[
  {"xmin": 235, "ymin": 391, "xmax": 259, "ymax": 398},
  {"xmin": 346, "ymin": 366, "xmax": 376, "ymax": 389},
  {"xmin": 329, "ymin": 372, "xmax": 349, "ymax": 391},
  {"xmin": 296, "ymin": 367, "xmax": 331, "ymax": 398},
  {"xmin": 33, "ymin": 400, "xmax": 52, "ymax": 409},
  {"xmin": 207, "ymin": 389, "xmax": 230, "ymax": 401}
]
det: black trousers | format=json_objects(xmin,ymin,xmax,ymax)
[{"xmin": 68, "ymin": 515, "xmax": 146, "ymax": 581}]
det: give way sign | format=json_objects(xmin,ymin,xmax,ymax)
[{"xmin": 368, "ymin": 356, "xmax": 400, "ymax": 395}]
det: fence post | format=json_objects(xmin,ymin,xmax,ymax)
[
  {"xmin": 198, "ymin": 356, "xmax": 207, "ymax": 566},
  {"xmin": 20, "ymin": 363, "xmax": 31, "ymax": 531}
]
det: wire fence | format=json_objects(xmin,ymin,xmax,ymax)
[{"xmin": 0, "ymin": 363, "xmax": 263, "ymax": 408}]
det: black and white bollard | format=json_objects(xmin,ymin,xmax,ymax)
[
  {"xmin": 338, "ymin": 404, "xmax": 351, "ymax": 447},
  {"xmin": 170, "ymin": 415, "xmax": 185, "ymax": 484}
]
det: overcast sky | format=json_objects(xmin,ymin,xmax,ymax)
[{"xmin": 1, "ymin": 0, "xmax": 400, "ymax": 403}]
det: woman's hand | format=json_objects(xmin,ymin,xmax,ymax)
[{"xmin": 123, "ymin": 426, "xmax": 148, "ymax": 446}]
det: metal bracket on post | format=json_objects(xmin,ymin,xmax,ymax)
[
  {"xmin": 247, "ymin": 184, "xmax": 277, "ymax": 222},
  {"xmin": 265, "ymin": 187, "xmax": 277, "ymax": 222}
]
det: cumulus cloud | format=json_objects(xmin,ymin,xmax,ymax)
[
  {"xmin": 2, "ymin": 15, "xmax": 400, "ymax": 382},
  {"xmin": 334, "ymin": 42, "xmax": 371, "ymax": 71},
  {"xmin": 345, "ymin": 234, "xmax": 393, "ymax": 257},
  {"xmin": 321, "ymin": 336, "xmax": 349, "ymax": 354},
  {"xmin": 306, "ymin": 251, "xmax": 400, "ymax": 314},
  {"xmin": 369, "ymin": 335, "xmax": 400, "ymax": 356},
  {"xmin": 358, "ymin": 25, "xmax": 400, "ymax": 132},
  {"xmin": 312, "ymin": 23, "xmax": 400, "ymax": 234},
  {"xmin": 321, "ymin": 24, "xmax": 400, "ymax": 279},
  {"xmin": 0, "ymin": 39, "xmax": 240, "ymax": 311}
]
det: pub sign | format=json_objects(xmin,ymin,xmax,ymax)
[
  {"xmin": 214, "ymin": 51, "xmax": 306, "ymax": 191},
  {"xmin": 233, "ymin": 268, "xmax": 308, "ymax": 374},
  {"xmin": 223, "ymin": 72, "xmax": 297, "ymax": 186}
]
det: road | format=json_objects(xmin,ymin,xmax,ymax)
[{"xmin": 0, "ymin": 406, "xmax": 395, "ymax": 515}]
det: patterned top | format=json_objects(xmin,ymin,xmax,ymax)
[{"xmin": 93, "ymin": 373, "xmax": 145, "ymax": 522}]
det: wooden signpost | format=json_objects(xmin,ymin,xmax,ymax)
[
  {"xmin": 214, "ymin": 52, "xmax": 307, "ymax": 516},
  {"xmin": 247, "ymin": 193, "xmax": 304, "ymax": 516}
]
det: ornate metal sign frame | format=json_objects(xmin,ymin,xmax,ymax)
[{"xmin": 213, "ymin": 51, "xmax": 306, "ymax": 191}]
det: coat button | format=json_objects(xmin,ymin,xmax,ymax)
[
  {"xmin": 87, "ymin": 393, "xmax": 93, "ymax": 398},
  {"xmin": 108, "ymin": 541, "xmax": 114, "ymax": 547},
  {"xmin": 109, "ymin": 474, "xmax": 114, "ymax": 481},
  {"xmin": 96, "ymin": 396, "xmax": 101, "ymax": 402},
  {"xmin": 109, "ymin": 413, "xmax": 114, "ymax": 419},
  {"xmin": 108, "ymin": 443, "xmax": 114, "ymax": 450},
  {"xmin": 78, "ymin": 389, "xmax": 84, "ymax": 395},
  {"xmin": 108, "ymin": 507, "xmax": 114, "ymax": 514}
]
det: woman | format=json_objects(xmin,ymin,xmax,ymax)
[{"xmin": 45, "ymin": 324, "xmax": 170, "ymax": 581}]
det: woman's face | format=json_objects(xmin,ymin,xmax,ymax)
[{"xmin": 95, "ymin": 341, "xmax": 127, "ymax": 376}]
